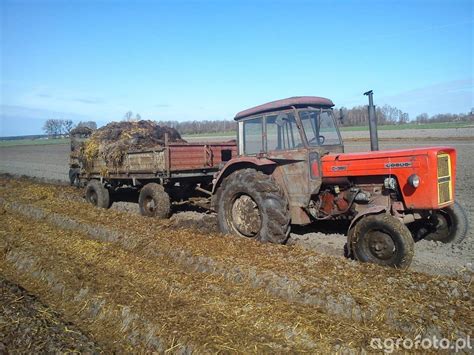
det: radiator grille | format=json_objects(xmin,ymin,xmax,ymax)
[
  {"xmin": 437, "ymin": 153, "xmax": 452, "ymax": 205},
  {"xmin": 438, "ymin": 182, "xmax": 451, "ymax": 204},
  {"xmin": 437, "ymin": 155, "xmax": 450, "ymax": 178}
]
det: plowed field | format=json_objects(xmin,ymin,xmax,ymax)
[{"xmin": 0, "ymin": 177, "xmax": 472, "ymax": 352}]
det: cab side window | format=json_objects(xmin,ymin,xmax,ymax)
[
  {"xmin": 266, "ymin": 112, "xmax": 302, "ymax": 151},
  {"xmin": 243, "ymin": 116, "xmax": 263, "ymax": 155}
]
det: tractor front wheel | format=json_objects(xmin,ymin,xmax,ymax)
[
  {"xmin": 349, "ymin": 214, "xmax": 414, "ymax": 269},
  {"xmin": 424, "ymin": 202, "xmax": 468, "ymax": 244},
  {"xmin": 216, "ymin": 169, "xmax": 290, "ymax": 244}
]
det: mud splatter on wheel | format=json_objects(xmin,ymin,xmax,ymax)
[
  {"xmin": 216, "ymin": 168, "xmax": 290, "ymax": 244},
  {"xmin": 85, "ymin": 180, "xmax": 110, "ymax": 209},
  {"xmin": 349, "ymin": 214, "xmax": 414, "ymax": 269},
  {"xmin": 424, "ymin": 201, "xmax": 468, "ymax": 244},
  {"xmin": 138, "ymin": 183, "xmax": 170, "ymax": 219}
]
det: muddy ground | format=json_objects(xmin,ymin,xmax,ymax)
[{"xmin": 0, "ymin": 135, "xmax": 473, "ymax": 352}]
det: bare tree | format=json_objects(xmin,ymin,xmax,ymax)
[
  {"xmin": 43, "ymin": 119, "xmax": 63, "ymax": 137},
  {"xmin": 398, "ymin": 112, "xmax": 409, "ymax": 124},
  {"xmin": 63, "ymin": 120, "xmax": 74, "ymax": 134},
  {"xmin": 124, "ymin": 111, "xmax": 134, "ymax": 121},
  {"xmin": 136, "ymin": 113, "xmax": 141, "ymax": 120},
  {"xmin": 43, "ymin": 119, "xmax": 55, "ymax": 136}
]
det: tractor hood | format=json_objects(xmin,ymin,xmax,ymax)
[
  {"xmin": 320, "ymin": 146, "xmax": 457, "ymax": 210},
  {"xmin": 321, "ymin": 146, "xmax": 455, "ymax": 168}
]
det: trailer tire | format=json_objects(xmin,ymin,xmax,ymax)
[
  {"xmin": 349, "ymin": 214, "xmax": 414, "ymax": 269},
  {"xmin": 216, "ymin": 168, "xmax": 290, "ymax": 244},
  {"xmin": 69, "ymin": 168, "xmax": 80, "ymax": 187},
  {"xmin": 138, "ymin": 183, "xmax": 170, "ymax": 219},
  {"xmin": 85, "ymin": 180, "xmax": 110, "ymax": 209},
  {"xmin": 425, "ymin": 202, "xmax": 468, "ymax": 244}
]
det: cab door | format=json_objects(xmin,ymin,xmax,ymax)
[{"xmin": 263, "ymin": 111, "xmax": 315, "ymax": 224}]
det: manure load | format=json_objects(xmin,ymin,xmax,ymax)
[
  {"xmin": 69, "ymin": 119, "xmax": 237, "ymax": 189},
  {"xmin": 80, "ymin": 120, "xmax": 185, "ymax": 171}
]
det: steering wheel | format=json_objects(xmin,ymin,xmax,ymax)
[{"xmin": 309, "ymin": 135, "xmax": 325, "ymax": 145}]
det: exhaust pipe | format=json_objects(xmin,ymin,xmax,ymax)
[{"xmin": 364, "ymin": 90, "xmax": 379, "ymax": 151}]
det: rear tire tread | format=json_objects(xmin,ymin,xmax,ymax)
[{"xmin": 216, "ymin": 168, "xmax": 290, "ymax": 244}]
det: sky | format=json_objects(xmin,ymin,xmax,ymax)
[{"xmin": 1, "ymin": 0, "xmax": 473, "ymax": 136}]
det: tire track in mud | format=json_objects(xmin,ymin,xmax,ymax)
[{"xmin": 1, "ymin": 196, "xmax": 472, "ymax": 342}]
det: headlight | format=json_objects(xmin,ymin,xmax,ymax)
[{"xmin": 408, "ymin": 174, "xmax": 420, "ymax": 188}]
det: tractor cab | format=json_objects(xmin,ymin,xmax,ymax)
[{"xmin": 234, "ymin": 96, "xmax": 344, "ymax": 157}]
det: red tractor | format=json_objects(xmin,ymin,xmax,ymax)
[{"xmin": 211, "ymin": 96, "xmax": 468, "ymax": 268}]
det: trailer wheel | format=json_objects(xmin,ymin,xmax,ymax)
[
  {"xmin": 349, "ymin": 214, "xmax": 414, "ymax": 269},
  {"xmin": 424, "ymin": 202, "xmax": 468, "ymax": 244},
  {"xmin": 69, "ymin": 168, "xmax": 80, "ymax": 187},
  {"xmin": 138, "ymin": 183, "xmax": 170, "ymax": 219},
  {"xmin": 85, "ymin": 180, "xmax": 110, "ymax": 209},
  {"xmin": 216, "ymin": 168, "xmax": 290, "ymax": 244}
]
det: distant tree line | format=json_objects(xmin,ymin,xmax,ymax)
[
  {"xmin": 157, "ymin": 104, "xmax": 472, "ymax": 133},
  {"xmin": 337, "ymin": 104, "xmax": 409, "ymax": 126},
  {"xmin": 42, "ymin": 105, "xmax": 474, "ymax": 137},
  {"xmin": 156, "ymin": 120, "xmax": 237, "ymax": 135},
  {"xmin": 42, "ymin": 119, "xmax": 97, "ymax": 137},
  {"xmin": 336, "ymin": 105, "xmax": 473, "ymax": 126},
  {"xmin": 414, "ymin": 110, "xmax": 474, "ymax": 124}
]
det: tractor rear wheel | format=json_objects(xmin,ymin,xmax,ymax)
[
  {"xmin": 424, "ymin": 202, "xmax": 468, "ymax": 244},
  {"xmin": 85, "ymin": 180, "xmax": 110, "ymax": 209},
  {"xmin": 349, "ymin": 214, "xmax": 414, "ymax": 269},
  {"xmin": 216, "ymin": 169, "xmax": 290, "ymax": 244},
  {"xmin": 138, "ymin": 183, "xmax": 171, "ymax": 219}
]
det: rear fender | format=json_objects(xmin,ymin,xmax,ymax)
[{"xmin": 211, "ymin": 157, "xmax": 277, "ymax": 194}]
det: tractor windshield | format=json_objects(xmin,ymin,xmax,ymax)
[{"xmin": 299, "ymin": 109, "xmax": 341, "ymax": 146}]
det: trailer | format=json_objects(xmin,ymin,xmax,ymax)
[{"xmin": 70, "ymin": 133, "xmax": 237, "ymax": 217}]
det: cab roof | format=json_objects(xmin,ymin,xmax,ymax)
[{"xmin": 234, "ymin": 96, "xmax": 334, "ymax": 120}]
